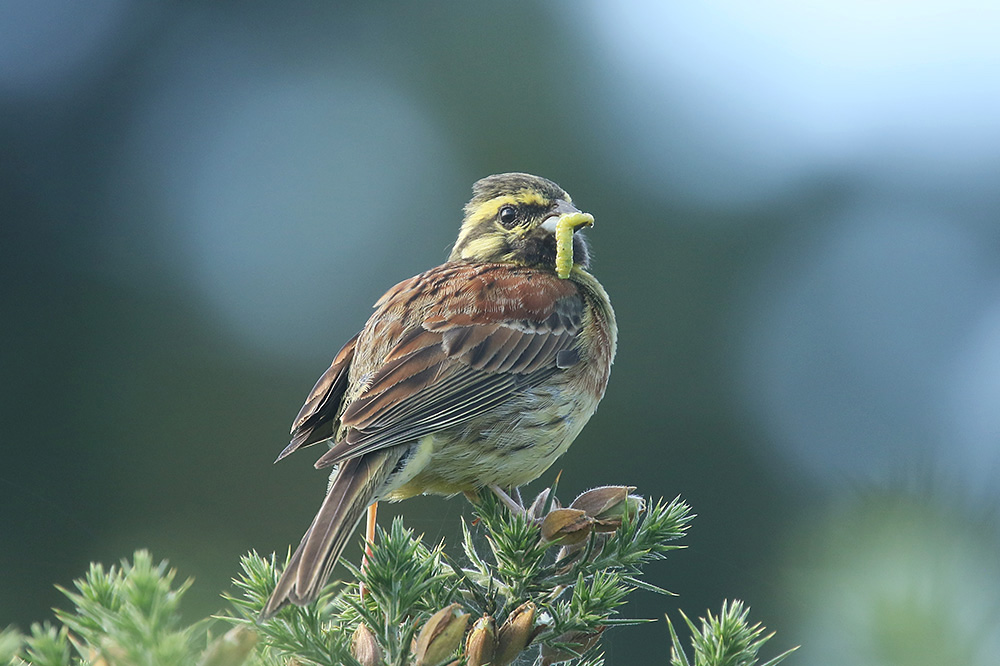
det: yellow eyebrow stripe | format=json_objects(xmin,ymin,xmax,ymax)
[{"xmin": 469, "ymin": 191, "xmax": 549, "ymax": 221}]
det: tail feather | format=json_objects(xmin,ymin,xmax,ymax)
[{"xmin": 260, "ymin": 451, "xmax": 398, "ymax": 620}]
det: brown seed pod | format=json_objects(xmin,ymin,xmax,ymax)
[
  {"xmin": 540, "ymin": 508, "xmax": 594, "ymax": 545},
  {"xmin": 464, "ymin": 614, "xmax": 497, "ymax": 666},
  {"xmin": 350, "ymin": 623, "xmax": 383, "ymax": 666},
  {"xmin": 494, "ymin": 601, "xmax": 537, "ymax": 665},
  {"xmin": 412, "ymin": 603, "xmax": 469, "ymax": 666}
]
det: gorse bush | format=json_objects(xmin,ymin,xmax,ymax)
[{"xmin": 4, "ymin": 484, "xmax": 796, "ymax": 666}]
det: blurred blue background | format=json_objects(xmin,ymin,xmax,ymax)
[{"xmin": 3, "ymin": 1, "xmax": 1000, "ymax": 663}]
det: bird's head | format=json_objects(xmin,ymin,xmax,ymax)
[{"xmin": 449, "ymin": 173, "xmax": 594, "ymax": 278}]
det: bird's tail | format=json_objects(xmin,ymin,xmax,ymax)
[{"xmin": 259, "ymin": 451, "xmax": 397, "ymax": 620}]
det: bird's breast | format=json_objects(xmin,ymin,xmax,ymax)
[{"xmin": 383, "ymin": 375, "xmax": 602, "ymax": 500}]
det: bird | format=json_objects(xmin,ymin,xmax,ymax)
[{"xmin": 260, "ymin": 172, "xmax": 617, "ymax": 619}]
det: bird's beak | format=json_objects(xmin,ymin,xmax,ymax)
[{"xmin": 541, "ymin": 199, "xmax": 594, "ymax": 234}]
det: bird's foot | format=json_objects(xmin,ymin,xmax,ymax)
[{"xmin": 488, "ymin": 484, "xmax": 526, "ymax": 515}]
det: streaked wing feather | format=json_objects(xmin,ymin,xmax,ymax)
[
  {"xmin": 463, "ymin": 326, "xmax": 517, "ymax": 371},
  {"xmin": 276, "ymin": 333, "xmax": 358, "ymax": 461},
  {"xmin": 342, "ymin": 345, "xmax": 444, "ymax": 423},
  {"xmin": 347, "ymin": 361, "xmax": 505, "ymax": 430},
  {"xmin": 441, "ymin": 324, "xmax": 497, "ymax": 358},
  {"xmin": 506, "ymin": 329, "xmax": 557, "ymax": 373},
  {"xmin": 313, "ymin": 370, "xmax": 533, "ymax": 468},
  {"xmin": 311, "ymin": 263, "xmax": 585, "ymax": 469}
]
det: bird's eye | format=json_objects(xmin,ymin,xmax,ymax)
[{"xmin": 498, "ymin": 205, "xmax": 518, "ymax": 228}]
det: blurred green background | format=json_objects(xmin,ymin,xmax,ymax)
[{"xmin": 3, "ymin": 1, "xmax": 1000, "ymax": 664}]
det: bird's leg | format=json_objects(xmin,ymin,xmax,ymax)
[
  {"xmin": 360, "ymin": 501, "xmax": 378, "ymax": 597},
  {"xmin": 488, "ymin": 484, "xmax": 526, "ymax": 514}
]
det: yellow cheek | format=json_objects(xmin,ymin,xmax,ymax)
[{"xmin": 460, "ymin": 234, "xmax": 506, "ymax": 261}]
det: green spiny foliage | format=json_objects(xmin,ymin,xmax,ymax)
[
  {"xmin": 667, "ymin": 600, "xmax": 799, "ymax": 666},
  {"xmin": 231, "ymin": 486, "xmax": 697, "ymax": 666},
  {"xmin": 4, "ymin": 486, "xmax": 795, "ymax": 666},
  {"xmin": 18, "ymin": 624, "xmax": 71, "ymax": 666},
  {"xmin": 224, "ymin": 551, "xmax": 354, "ymax": 666},
  {"xmin": 7, "ymin": 550, "xmax": 217, "ymax": 666}
]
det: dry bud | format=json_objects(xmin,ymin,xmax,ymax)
[
  {"xmin": 540, "ymin": 627, "xmax": 605, "ymax": 665},
  {"xmin": 494, "ymin": 601, "xmax": 537, "ymax": 665},
  {"xmin": 571, "ymin": 486, "xmax": 643, "ymax": 531},
  {"xmin": 464, "ymin": 615, "xmax": 497, "ymax": 666},
  {"xmin": 527, "ymin": 487, "xmax": 562, "ymax": 520},
  {"xmin": 350, "ymin": 623, "xmax": 384, "ymax": 666},
  {"xmin": 570, "ymin": 486, "xmax": 637, "ymax": 518},
  {"xmin": 412, "ymin": 603, "xmax": 469, "ymax": 666},
  {"xmin": 540, "ymin": 508, "xmax": 593, "ymax": 545}
]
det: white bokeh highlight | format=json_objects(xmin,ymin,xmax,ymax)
[{"xmin": 579, "ymin": 0, "xmax": 1000, "ymax": 207}]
